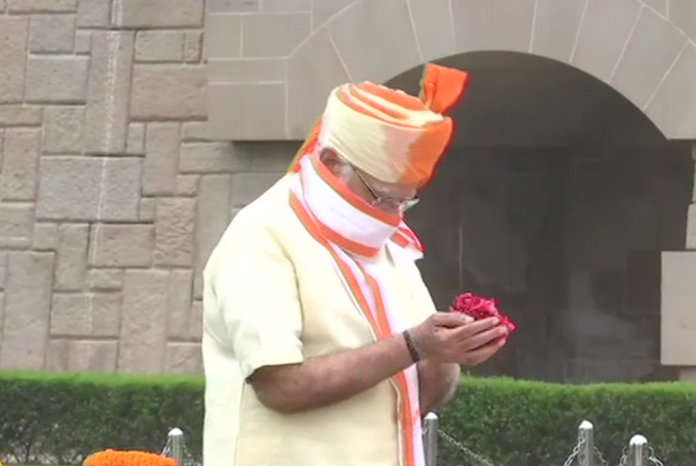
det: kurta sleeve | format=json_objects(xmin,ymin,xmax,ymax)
[{"xmin": 208, "ymin": 213, "xmax": 304, "ymax": 379}]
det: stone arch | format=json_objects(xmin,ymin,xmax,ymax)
[{"xmin": 285, "ymin": 0, "xmax": 696, "ymax": 140}]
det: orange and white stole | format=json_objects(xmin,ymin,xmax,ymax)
[{"xmin": 289, "ymin": 153, "xmax": 426, "ymax": 466}]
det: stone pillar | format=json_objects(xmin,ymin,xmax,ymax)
[
  {"xmin": 662, "ymin": 145, "xmax": 696, "ymax": 381},
  {"xmin": 661, "ymin": 252, "xmax": 696, "ymax": 377},
  {"xmin": 689, "ymin": 144, "xmax": 696, "ymax": 252}
]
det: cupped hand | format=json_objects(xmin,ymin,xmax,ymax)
[{"xmin": 409, "ymin": 312, "xmax": 509, "ymax": 367}]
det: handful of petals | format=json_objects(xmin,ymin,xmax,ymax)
[{"xmin": 450, "ymin": 292, "xmax": 517, "ymax": 335}]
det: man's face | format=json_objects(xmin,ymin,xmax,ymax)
[
  {"xmin": 321, "ymin": 148, "xmax": 419, "ymax": 215},
  {"xmin": 350, "ymin": 167, "xmax": 419, "ymax": 215}
]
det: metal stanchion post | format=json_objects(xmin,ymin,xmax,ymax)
[
  {"xmin": 167, "ymin": 428, "xmax": 185, "ymax": 466},
  {"xmin": 627, "ymin": 435, "xmax": 649, "ymax": 466},
  {"xmin": 423, "ymin": 412, "xmax": 439, "ymax": 466},
  {"xmin": 577, "ymin": 420, "xmax": 595, "ymax": 466}
]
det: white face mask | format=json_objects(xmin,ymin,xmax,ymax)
[{"xmin": 296, "ymin": 154, "xmax": 402, "ymax": 257}]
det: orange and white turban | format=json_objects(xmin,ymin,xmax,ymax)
[{"xmin": 289, "ymin": 64, "xmax": 470, "ymax": 187}]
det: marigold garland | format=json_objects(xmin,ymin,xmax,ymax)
[{"xmin": 84, "ymin": 449, "xmax": 178, "ymax": 466}]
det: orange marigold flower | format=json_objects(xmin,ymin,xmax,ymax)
[{"xmin": 85, "ymin": 449, "xmax": 178, "ymax": 466}]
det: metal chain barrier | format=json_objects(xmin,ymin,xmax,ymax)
[
  {"xmin": 159, "ymin": 416, "xmax": 666, "ymax": 466},
  {"xmin": 647, "ymin": 447, "xmax": 665, "ymax": 466},
  {"xmin": 435, "ymin": 427, "xmax": 590, "ymax": 466},
  {"xmin": 593, "ymin": 445, "xmax": 610, "ymax": 466},
  {"xmin": 422, "ymin": 415, "xmax": 629, "ymax": 466},
  {"xmin": 436, "ymin": 427, "xmax": 502, "ymax": 466},
  {"xmin": 161, "ymin": 428, "xmax": 198, "ymax": 466},
  {"xmin": 561, "ymin": 438, "xmax": 585, "ymax": 466},
  {"xmin": 616, "ymin": 435, "xmax": 666, "ymax": 466}
]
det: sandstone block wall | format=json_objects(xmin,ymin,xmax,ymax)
[{"xmin": 0, "ymin": 0, "xmax": 296, "ymax": 374}]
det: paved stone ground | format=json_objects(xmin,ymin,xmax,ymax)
[{"xmin": 0, "ymin": 0, "xmax": 298, "ymax": 374}]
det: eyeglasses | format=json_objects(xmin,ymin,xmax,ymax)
[{"xmin": 351, "ymin": 165, "xmax": 419, "ymax": 213}]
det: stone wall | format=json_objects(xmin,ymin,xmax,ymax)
[{"xmin": 0, "ymin": 0, "xmax": 296, "ymax": 374}]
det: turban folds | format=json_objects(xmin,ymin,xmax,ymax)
[{"xmin": 289, "ymin": 64, "xmax": 470, "ymax": 186}]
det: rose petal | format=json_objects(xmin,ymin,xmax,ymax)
[{"xmin": 451, "ymin": 292, "xmax": 517, "ymax": 334}]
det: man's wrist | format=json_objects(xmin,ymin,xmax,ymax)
[{"xmin": 402, "ymin": 329, "xmax": 424, "ymax": 363}]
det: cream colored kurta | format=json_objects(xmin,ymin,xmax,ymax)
[{"xmin": 202, "ymin": 175, "xmax": 437, "ymax": 466}]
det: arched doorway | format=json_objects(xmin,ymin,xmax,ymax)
[
  {"xmin": 206, "ymin": 0, "xmax": 696, "ymax": 381},
  {"xmin": 389, "ymin": 52, "xmax": 694, "ymax": 383}
]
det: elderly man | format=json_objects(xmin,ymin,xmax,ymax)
[{"xmin": 202, "ymin": 64, "xmax": 509, "ymax": 466}]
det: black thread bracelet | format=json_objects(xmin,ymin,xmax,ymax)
[{"xmin": 402, "ymin": 329, "xmax": 422, "ymax": 363}]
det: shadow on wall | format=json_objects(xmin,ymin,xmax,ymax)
[{"xmin": 391, "ymin": 52, "xmax": 695, "ymax": 384}]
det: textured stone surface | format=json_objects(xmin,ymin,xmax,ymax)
[
  {"xmin": 36, "ymin": 157, "xmax": 102, "ymax": 220},
  {"xmin": 126, "ymin": 123, "xmax": 145, "ymax": 155},
  {"xmin": 42, "ymin": 106, "xmax": 85, "ymax": 154},
  {"xmin": 154, "ymin": 198, "xmax": 196, "ymax": 267},
  {"xmin": 671, "ymin": 0, "xmax": 696, "ymax": 44},
  {"xmin": 0, "ymin": 17, "xmax": 29, "ymax": 103},
  {"xmin": 193, "ymin": 174, "xmax": 232, "ymax": 298},
  {"xmin": 33, "ymin": 223, "xmax": 59, "ymax": 251},
  {"xmin": 118, "ymin": 269, "xmax": 169, "ymax": 373},
  {"xmin": 77, "ymin": 0, "xmax": 111, "ymax": 27},
  {"xmin": 610, "ymin": 8, "xmax": 688, "ymax": 110},
  {"xmin": 208, "ymin": 83, "xmax": 286, "ymax": 140},
  {"xmin": 84, "ymin": 31, "xmax": 134, "ymax": 154},
  {"xmin": 165, "ymin": 342, "xmax": 203, "ymax": 374},
  {"xmin": 184, "ymin": 32, "xmax": 203, "ymax": 63},
  {"xmin": 531, "ymin": 0, "xmax": 587, "ymax": 62},
  {"xmin": 7, "ymin": 0, "xmax": 77, "ymax": 12},
  {"xmin": 131, "ymin": 65, "xmax": 207, "ymax": 120},
  {"xmin": 208, "ymin": 0, "xmax": 259, "ymax": 13},
  {"xmin": 136, "ymin": 31, "xmax": 185, "ymax": 62},
  {"xmin": 0, "ymin": 129, "xmax": 41, "ymax": 201},
  {"xmin": 0, "ymin": 204, "xmax": 35, "ymax": 249},
  {"xmin": 89, "ymin": 224, "xmax": 154, "ymax": 267},
  {"xmin": 645, "ymin": 44, "xmax": 696, "ymax": 139},
  {"xmin": 0, "ymin": 252, "xmax": 54, "ymax": 369},
  {"xmin": 0, "ymin": 106, "xmax": 43, "ymax": 127},
  {"xmin": 327, "ymin": 0, "xmax": 421, "ymax": 83},
  {"xmin": 37, "ymin": 156, "xmax": 141, "ymax": 221},
  {"xmin": 143, "ymin": 123, "xmax": 180, "ymax": 195},
  {"xmin": 205, "ymin": 14, "xmax": 242, "ymax": 59},
  {"xmin": 88, "ymin": 268, "xmax": 124, "ymax": 290},
  {"xmin": 67, "ymin": 340, "xmax": 119, "ymax": 372},
  {"xmin": 231, "ymin": 173, "xmax": 281, "ymax": 207},
  {"xmin": 117, "ymin": 0, "xmax": 205, "ymax": 28},
  {"xmin": 29, "ymin": 14, "xmax": 76, "ymax": 53},
  {"xmin": 0, "ymin": 252, "xmax": 7, "ymax": 290},
  {"xmin": 241, "ymin": 13, "xmax": 310, "ymax": 57},
  {"xmin": 451, "ymin": 0, "xmax": 536, "ymax": 53},
  {"xmin": 407, "ymin": 0, "xmax": 456, "ymax": 62},
  {"xmin": 54, "ymin": 224, "xmax": 89, "ymax": 291},
  {"xmin": 25, "ymin": 56, "xmax": 89, "ymax": 104},
  {"xmin": 139, "ymin": 197, "xmax": 156, "ymax": 222},
  {"xmin": 50, "ymin": 292, "xmax": 121, "ymax": 337},
  {"xmin": 74, "ymin": 31, "xmax": 91, "ymax": 54},
  {"xmin": 167, "ymin": 269, "xmax": 194, "ymax": 339},
  {"xmin": 571, "ymin": 0, "xmax": 643, "ymax": 82},
  {"xmin": 287, "ymin": 29, "xmax": 349, "ymax": 138},
  {"xmin": 100, "ymin": 158, "xmax": 143, "ymax": 221},
  {"xmin": 180, "ymin": 142, "xmax": 250, "ymax": 173}
]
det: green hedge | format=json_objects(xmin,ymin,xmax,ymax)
[
  {"xmin": 1, "ymin": 372, "xmax": 696, "ymax": 466},
  {"xmin": 439, "ymin": 378, "xmax": 696, "ymax": 466},
  {"xmin": 0, "ymin": 372, "xmax": 204, "ymax": 465}
]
